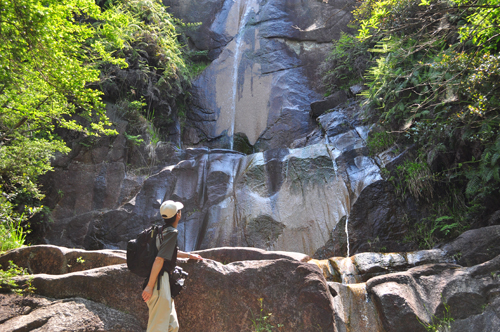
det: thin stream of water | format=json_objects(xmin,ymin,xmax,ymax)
[
  {"xmin": 229, "ymin": 0, "xmax": 256, "ymax": 150},
  {"xmin": 345, "ymin": 216, "xmax": 350, "ymax": 258}
]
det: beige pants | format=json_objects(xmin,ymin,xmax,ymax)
[{"xmin": 146, "ymin": 273, "xmax": 179, "ymax": 332}]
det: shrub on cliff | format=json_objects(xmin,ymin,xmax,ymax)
[
  {"xmin": 93, "ymin": 0, "xmax": 196, "ymax": 131},
  {"xmin": 320, "ymin": 0, "xmax": 500, "ymax": 247}
]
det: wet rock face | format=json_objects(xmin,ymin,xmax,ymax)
[
  {"xmin": 38, "ymin": 0, "xmax": 395, "ymax": 258},
  {"xmin": 173, "ymin": 0, "xmax": 356, "ymax": 150},
  {"xmin": 41, "ymin": 94, "xmax": 412, "ymax": 260},
  {"xmin": 311, "ymin": 249, "xmax": 454, "ymax": 284},
  {"xmin": 162, "ymin": 0, "xmax": 226, "ymax": 54},
  {"xmin": 44, "ymin": 124, "xmax": 383, "ymax": 256}
]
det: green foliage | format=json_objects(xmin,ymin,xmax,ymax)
[
  {"xmin": 0, "ymin": 0, "xmax": 124, "ymax": 244},
  {"xmin": 0, "ymin": 260, "xmax": 35, "ymax": 294},
  {"xmin": 93, "ymin": 0, "xmax": 204, "ymax": 140},
  {"xmin": 0, "ymin": 199, "xmax": 29, "ymax": 253},
  {"xmin": 250, "ymin": 298, "xmax": 283, "ymax": 332},
  {"xmin": 405, "ymin": 214, "xmax": 467, "ymax": 249},
  {"xmin": 318, "ymin": 32, "xmax": 371, "ymax": 94},
  {"xmin": 392, "ymin": 159, "xmax": 434, "ymax": 201},
  {"xmin": 366, "ymin": 130, "xmax": 396, "ymax": 155},
  {"xmin": 419, "ymin": 300, "xmax": 454, "ymax": 332},
  {"xmin": 0, "ymin": 0, "xmax": 199, "ymax": 241},
  {"xmin": 453, "ymin": 0, "xmax": 500, "ymax": 52},
  {"xmin": 465, "ymin": 136, "xmax": 500, "ymax": 198},
  {"xmin": 124, "ymin": 132, "xmax": 144, "ymax": 146},
  {"xmin": 95, "ymin": 0, "xmax": 189, "ymax": 81},
  {"xmin": 0, "ymin": 0, "xmax": 117, "ymax": 137},
  {"xmin": 187, "ymin": 60, "xmax": 211, "ymax": 78}
]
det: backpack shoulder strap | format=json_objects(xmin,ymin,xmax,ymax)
[{"xmin": 159, "ymin": 225, "xmax": 164, "ymax": 243}]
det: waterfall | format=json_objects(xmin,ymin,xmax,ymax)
[
  {"xmin": 345, "ymin": 216, "xmax": 350, "ymax": 257},
  {"xmin": 331, "ymin": 282, "xmax": 385, "ymax": 332},
  {"xmin": 229, "ymin": 0, "xmax": 257, "ymax": 150}
]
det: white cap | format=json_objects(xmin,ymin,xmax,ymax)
[{"xmin": 160, "ymin": 200, "xmax": 184, "ymax": 219}]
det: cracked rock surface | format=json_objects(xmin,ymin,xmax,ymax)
[{"xmin": 0, "ymin": 294, "xmax": 143, "ymax": 332}]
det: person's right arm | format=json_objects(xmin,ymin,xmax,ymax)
[{"xmin": 141, "ymin": 256, "xmax": 164, "ymax": 302}]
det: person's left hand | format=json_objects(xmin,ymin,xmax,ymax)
[{"xmin": 142, "ymin": 286, "xmax": 153, "ymax": 302}]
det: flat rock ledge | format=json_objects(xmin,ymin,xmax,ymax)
[{"xmin": 0, "ymin": 244, "xmax": 126, "ymax": 274}]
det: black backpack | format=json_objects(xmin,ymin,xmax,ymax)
[{"xmin": 126, "ymin": 225, "xmax": 163, "ymax": 278}]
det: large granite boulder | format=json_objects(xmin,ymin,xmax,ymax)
[
  {"xmin": 176, "ymin": 258, "xmax": 335, "ymax": 332},
  {"xmin": 314, "ymin": 178, "xmax": 420, "ymax": 258},
  {"xmin": 193, "ymin": 246, "xmax": 310, "ymax": 263},
  {"xmin": 4, "ymin": 245, "xmax": 500, "ymax": 332},
  {"xmin": 441, "ymin": 225, "xmax": 500, "ymax": 267},
  {"xmin": 13, "ymin": 265, "xmax": 148, "ymax": 327},
  {"xmin": 366, "ymin": 255, "xmax": 500, "ymax": 332}
]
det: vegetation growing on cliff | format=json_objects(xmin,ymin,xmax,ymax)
[
  {"xmin": 321, "ymin": 0, "xmax": 500, "ymax": 248},
  {"xmin": 0, "ymin": 0, "xmax": 196, "ymax": 250}
]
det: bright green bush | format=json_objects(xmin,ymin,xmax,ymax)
[
  {"xmin": 0, "ymin": 0, "xmax": 121, "ymax": 249},
  {"xmin": 0, "ymin": 0, "xmax": 196, "ymax": 249}
]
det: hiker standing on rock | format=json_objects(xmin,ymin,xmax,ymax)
[{"xmin": 141, "ymin": 200, "xmax": 203, "ymax": 332}]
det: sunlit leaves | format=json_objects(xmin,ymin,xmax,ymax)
[
  {"xmin": 0, "ymin": 0, "xmax": 115, "ymax": 137},
  {"xmin": 0, "ymin": 0, "xmax": 120, "ymax": 230},
  {"xmin": 452, "ymin": 0, "xmax": 500, "ymax": 52}
]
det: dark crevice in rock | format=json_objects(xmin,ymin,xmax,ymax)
[
  {"xmin": 263, "ymin": 36, "xmax": 334, "ymax": 45},
  {"xmin": 248, "ymin": 17, "xmax": 285, "ymax": 28},
  {"xmin": 261, "ymin": 65, "xmax": 304, "ymax": 75}
]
